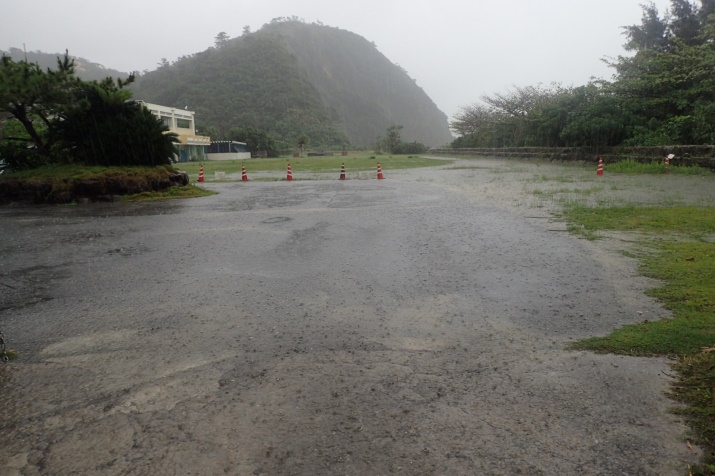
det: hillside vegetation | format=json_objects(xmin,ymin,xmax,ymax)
[
  {"xmin": 130, "ymin": 19, "xmax": 453, "ymax": 148},
  {"xmin": 1, "ymin": 48, "xmax": 129, "ymax": 83}
]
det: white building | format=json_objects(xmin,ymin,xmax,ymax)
[{"xmin": 136, "ymin": 101, "xmax": 211, "ymax": 162}]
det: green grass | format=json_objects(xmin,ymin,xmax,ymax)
[
  {"xmin": 176, "ymin": 152, "xmax": 450, "ymax": 181},
  {"xmin": 2, "ymin": 349, "xmax": 18, "ymax": 361},
  {"xmin": 669, "ymin": 353, "xmax": 715, "ymax": 475},
  {"xmin": 562, "ymin": 203, "xmax": 715, "ymax": 472},
  {"xmin": 562, "ymin": 205, "xmax": 715, "ymax": 240},
  {"xmin": 121, "ymin": 185, "xmax": 217, "ymax": 202}
]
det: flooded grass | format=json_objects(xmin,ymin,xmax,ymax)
[
  {"xmin": 467, "ymin": 156, "xmax": 715, "ymax": 472},
  {"xmin": 555, "ymin": 190, "xmax": 715, "ymax": 473},
  {"xmin": 121, "ymin": 185, "xmax": 217, "ymax": 202},
  {"xmin": 607, "ymin": 159, "xmax": 713, "ymax": 176},
  {"xmin": 407, "ymin": 155, "xmax": 715, "ymax": 469}
]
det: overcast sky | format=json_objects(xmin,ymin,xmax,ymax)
[{"xmin": 2, "ymin": 0, "xmax": 672, "ymax": 119}]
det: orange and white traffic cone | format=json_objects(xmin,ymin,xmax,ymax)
[
  {"xmin": 596, "ymin": 157, "xmax": 604, "ymax": 176},
  {"xmin": 287, "ymin": 163, "xmax": 293, "ymax": 181},
  {"xmin": 241, "ymin": 164, "xmax": 249, "ymax": 181},
  {"xmin": 377, "ymin": 162, "xmax": 384, "ymax": 180},
  {"xmin": 198, "ymin": 164, "xmax": 205, "ymax": 182},
  {"xmin": 339, "ymin": 163, "xmax": 346, "ymax": 180}
]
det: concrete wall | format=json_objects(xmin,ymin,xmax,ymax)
[{"xmin": 207, "ymin": 152, "xmax": 252, "ymax": 161}]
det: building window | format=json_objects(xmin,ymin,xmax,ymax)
[{"xmin": 176, "ymin": 118, "xmax": 192, "ymax": 129}]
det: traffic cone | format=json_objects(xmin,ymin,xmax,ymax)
[
  {"xmin": 287, "ymin": 163, "xmax": 293, "ymax": 181},
  {"xmin": 377, "ymin": 162, "xmax": 384, "ymax": 180},
  {"xmin": 596, "ymin": 157, "xmax": 604, "ymax": 176},
  {"xmin": 339, "ymin": 163, "xmax": 346, "ymax": 180},
  {"xmin": 198, "ymin": 164, "xmax": 205, "ymax": 182},
  {"xmin": 241, "ymin": 164, "xmax": 249, "ymax": 181},
  {"xmin": 665, "ymin": 154, "xmax": 674, "ymax": 174}
]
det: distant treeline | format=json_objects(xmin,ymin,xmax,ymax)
[
  {"xmin": 1, "ymin": 48, "xmax": 128, "ymax": 82},
  {"xmin": 450, "ymin": 0, "xmax": 715, "ymax": 150}
]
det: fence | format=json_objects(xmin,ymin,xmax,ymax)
[{"xmin": 428, "ymin": 146, "xmax": 715, "ymax": 170}]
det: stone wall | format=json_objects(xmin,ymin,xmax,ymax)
[{"xmin": 429, "ymin": 146, "xmax": 715, "ymax": 170}]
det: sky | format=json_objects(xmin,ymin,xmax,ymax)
[{"xmin": 2, "ymin": 0, "xmax": 673, "ymax": 120}]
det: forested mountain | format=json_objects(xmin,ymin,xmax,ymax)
[
  {"xmin": 1, "ymin": 48, "xmax": 128, "ymax": 82},
  {"xmin": 130, "ymin": 20, "xmax": 453, "ymax": 148}
]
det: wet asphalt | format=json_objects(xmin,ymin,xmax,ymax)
[{"xmin": 0, "ymin": 170, "xmax": 698, "ymax": 475}]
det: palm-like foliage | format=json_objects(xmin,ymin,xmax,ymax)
[
  {"xmin": 1, "ymin": 52, "xmax": 177, "ymax": 168},
  {"xmin": 57, "ymin": 83, "xmax": 177, "ymax": 166}
]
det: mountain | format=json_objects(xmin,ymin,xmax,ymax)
[
  {"xmin": 130, "ymin": 20, "xmax": 453, "ymax": 147},
  {"xmin": 1, "ymin": 48, "xmax": 129, "ymax": 82}
]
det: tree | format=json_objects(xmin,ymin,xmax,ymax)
[
  {"xmin": 0, "ymin": 118, "xmax": 47, "ymax": 169},
  {"xmin": 373, "ymin": 135, "xmax": 384, "ymax": 153},
  {"xmin": 1, "ymin": 52, "xmax": 179, "ymax": 168},
  {"xmin": 214, "ymin": 32, "xmax": 230, "ymax": 48},
  {"xmin": 393, "ymin": 141, "xmax": 428, "ymax": 154},
  {"xmin": 478, "ymin": 84, "xmax": 567, "ymax": 146},
  {"xmin": 0, "ymin": 52, "xmax": 80, "ymax": 159},
  {"xmin": 555, "ymin": 84, "xmax": 632, "ymax": 149},
  {"xmin": 449, "ymin": 103, "xmax": 513, "ymax": 148},
  {"xmin": 610, "ymin": 0, "xmax": 715, "ymax": 144},
  {"xmin": 376, "ymin": 125, "xmax": 427, "ymax": 154},
  {"xmin": 56, "ymin": 79, "xmax": 178, "ymax": 166},
  {"xmin": 623, "ymin": 2, "xmax": 669, "ymax": 51},
  {"xmin": 242, "ymin": 25, "xmax": 251, "ymax": 36},
  {"xmin": 384, "ymin": 125, "xmax": 403, "ymax": 153},
  {"xmin": 481, "ymin": 84, "xmax": 564, "ymax": 118},
  {"xmin": 228, "ymin": 126, "xmax": 278, "ymax": 157},
  {"xmin": 449, "ymin": 1, "xmax": 715, "ymax": 149},
  {"xmin": 699, "ymin": 0, "xmax": 715, "ymax": 22},
  {"xmin": 450, "ymin": 104, "xmax": 497, "ymax": 137},
  {"xmin": 670, "ymin": 0, "xmax": 702, "ymax": 44},
  {"xmin": 296, "ymin": 133, "xmax": 308, "ymax": 154}
]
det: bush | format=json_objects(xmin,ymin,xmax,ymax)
[
  {"xmin": 0, "ymin": 141, "xmax": 49, "ymax": 170},
  {"xmin": 57, "ymin": 88, "xmax": 178, "ymax": 167},
  {"xmin": 393, "ymin": 141, "xmax": 428, "ymax": 154}
]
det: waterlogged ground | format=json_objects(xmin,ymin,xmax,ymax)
[{"xmin": 1, "ymin": 157, "xmax": 712, "ymax": 475}]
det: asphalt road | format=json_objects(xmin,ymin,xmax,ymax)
[{"xmin": 0, "ymin": 166, "xmax": 698, "ymax": 475}]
